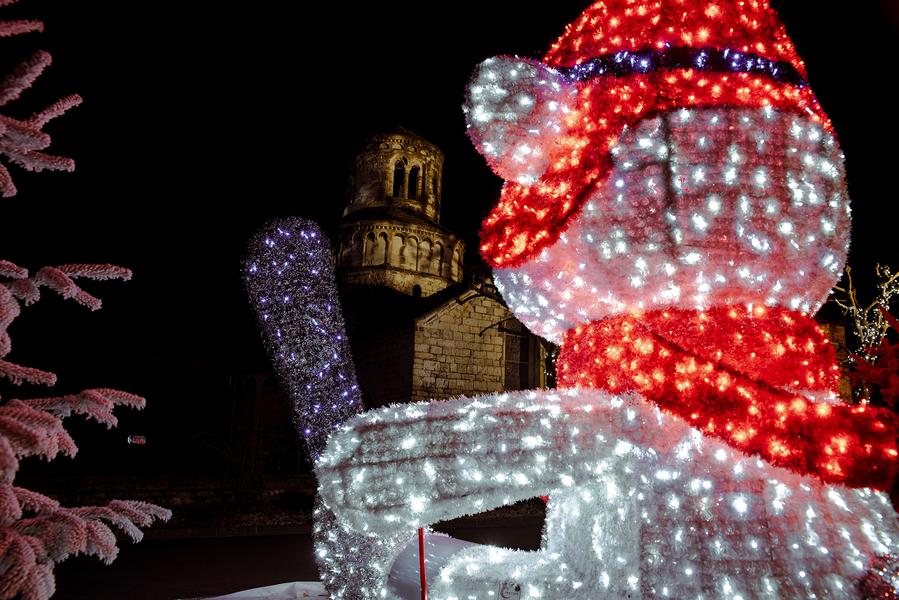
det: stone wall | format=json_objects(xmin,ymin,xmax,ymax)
[
  {"xmin": 336, "ymin": 130, "xmax": 467, "ymax": 299},
  {"xmin": 338, "ymin": 223, "xmax": 455, "ymax": 274},
  {"xmin": 412, "ymin": 291, "xmax": 509, "ymax": 401},
  {"xmin": 340, "ymin": 266, "xmax": 450, "ymax": 298}
]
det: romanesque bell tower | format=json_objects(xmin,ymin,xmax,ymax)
[{"xmin": 336, "ymin": 130, "xmax": 465, "ymax": 297}]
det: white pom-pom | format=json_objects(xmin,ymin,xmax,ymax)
[{"xmin": 463, "ymin": 56, "xmax": 577, "ymax": 184}]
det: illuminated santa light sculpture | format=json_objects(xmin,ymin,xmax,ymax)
[{"xmin": 310, "ymin": 1, "xmax": 899, "ymax": 598}]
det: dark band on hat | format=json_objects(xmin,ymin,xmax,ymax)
[{"xmin": 558, "ymin": 46, "xmax": 807, "ymax": 87}]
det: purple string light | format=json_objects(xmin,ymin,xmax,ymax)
[
  {"xmin": 246, "ymin": 219, "xmax": 407, "ymax": 599},
  {"xmin": 244, "ymin": 217, "xmax": 361, "ymax": 459},
  {"xmin": 560, "ymin": 45, "xmax": 806, "ymax": 87}
]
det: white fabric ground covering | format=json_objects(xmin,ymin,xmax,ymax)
[{"xmin": 193, "ymin": 581, "xmax": 328, "ymax": 599}]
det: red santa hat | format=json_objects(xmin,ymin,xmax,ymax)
[
  {"xmin": 544, "ymin": 0, "xmax": 807, "ymax": 72},
  {"xmin": 473, "ymin": 0, "xmax": 831, "ymax": 269}
]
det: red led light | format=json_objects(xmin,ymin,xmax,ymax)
[
  {"xmin": 557, "ymin": 306, "xmax": 898, "ymax": 490},
  {"xmin": 478, "ymin": 0, "xmax": 830, "ymax": 268}
]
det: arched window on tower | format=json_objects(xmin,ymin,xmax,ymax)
[
  {"xmin": 363, "ymin": 232, "xmax": 376, "ymax": 266},
  {"xmin": 347, "ymin": 233, "xmax": 363, "ymax": 266},
  {"xmin": 431, "ymin": 241, "xmax": 443, "ymax": 276},
  {"xmin": 419, "ymin": 240, "xmax": 431, "ymax": 273},
  {"xmin": 392, "ymin": 161, "xmax": 405, "ymax": 198},
  {"xmin": 390, "ymin": 234, "xmax": 405, "ymax": 266},
  {"xmin": 408, "ymin": 166, "xmax": 420, "ymax": 200},
  {"xmin": 375, "ymin": 232, "xmax": 388, "ymax": 265},
  {"xmin": 406, "ymin": 237, "xmax": 419, "ymax": 271},
  {"xmin": 451, "ymin": 246, "xmax": 462, "ymax": 280},
  {"xmin": 432, "ymin": 173, "xmax": 439, "ymax": 198}
]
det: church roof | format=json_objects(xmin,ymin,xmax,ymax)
[
  {"xmin": 340, "ymin": 206, "xmax": 451, "ymax": 234},
  {"xmin": 341, "ymin": 277, "xmax": 504, "ymax": 329},
  {"xmin": 393, "ymin": 126, "xmax": 431, "ymax": 143}
]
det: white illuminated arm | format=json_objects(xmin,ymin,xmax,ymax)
[
  {"xmin": 463, "ymin": 56, "xmax": 578, "ymax": 185},
  {"xmin": 315, "ymin": 387, "xmax": 687, "ymax": 534}
]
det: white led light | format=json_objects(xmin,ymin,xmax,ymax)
[
  {"xmin": 316, "ymin": 386, "xmax": 898, "ymax": 599},
  {"xmin": 490, "ymin": 108, "xmax": 849, "ymax": 345}
]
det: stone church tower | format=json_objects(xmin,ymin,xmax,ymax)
[
  {"xmin": 336, "ymin": 130, "xmax": 465, "ymax": 297},
  {"xmin": 336, "ymin": 131, "xmax": 554, "ymax": 410}
]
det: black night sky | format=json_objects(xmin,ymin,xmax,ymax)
[{"xmin": 2, "ymin": 0, "xmax": 899, "ymax": 474}]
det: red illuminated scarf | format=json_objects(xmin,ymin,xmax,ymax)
[{"xmin": 558, "ymin": 305, "xmax": 897, "ymax": 490}]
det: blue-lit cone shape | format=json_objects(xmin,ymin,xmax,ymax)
[
  {"xmin": 244, "ymin": 218, "xmax": 432, "ymax": 598},
  {"xmin": 243, "ymin": 218, "xmax": 361, "ymax": 459}
]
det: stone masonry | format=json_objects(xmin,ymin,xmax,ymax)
[
  {"xmin": 412, "ymin": 290, "xmax": 511, "ymax": 402},
  {"xmin": 336, "ymin": 130, "xmax": 464, "ymax": 298},
  {"xmin": 337, "ymin": 131, "xmax": 550, "ymax": 410}
]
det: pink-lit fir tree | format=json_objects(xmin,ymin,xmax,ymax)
[
  {"xmin": 0, "ymin": 0, "xmax": 81, "ymax": 198},
  {"xmin": 0, "ymin": 4, "xmax": 170, "ymax": 600}
]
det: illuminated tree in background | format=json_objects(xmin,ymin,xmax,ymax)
[
  {"xmin": 0, "ymin": 5, "xmax": 170, "ymax": 600},
  {"xmin": 851, "ymin": 307, "xmax": 899, "ymax": 410},
  {"xmin": 831, "ymin": 265, "xmax": 899, "ymax": 406},
  {"xmin": 832, "ymin": 265, "xmax": 899, "ymax": 364}
]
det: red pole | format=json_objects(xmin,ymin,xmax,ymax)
[{"xmin": 418, "ymin": 527, "xmax": 427, "ymax": 600}]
